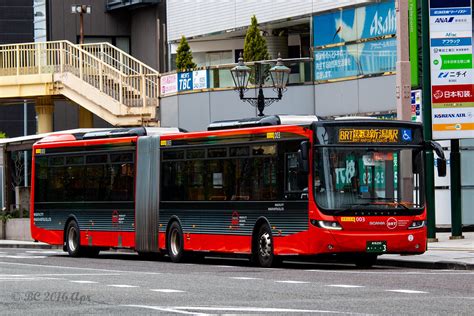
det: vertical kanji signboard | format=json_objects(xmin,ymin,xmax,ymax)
[{"xmin": 430, "ymin": 0, "xmax": 473, "ymax": 139}]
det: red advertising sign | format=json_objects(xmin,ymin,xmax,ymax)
[{"xmin": 431, "ymin": 84, "xmax": 474, "ymax": 104}]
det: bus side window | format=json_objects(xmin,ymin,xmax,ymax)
[{"xmin": 285, "ymin": 152, "xmax": 308, "ymax": 200}]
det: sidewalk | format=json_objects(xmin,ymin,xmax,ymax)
[
  {"xmin": 0, "ymin": 239, "xmax": 61, "ymax": 249},
  {"xmin": 1, "ymin": 232, "xmax": 473, "ymax": 270},
  {"xmin": 378, "ymin": 232, "xmax": 474, "ymax": 270}
]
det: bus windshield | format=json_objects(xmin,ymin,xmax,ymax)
[{"xmin": 314, "ymin": 146, "xmax": 424, "ymax": 212}]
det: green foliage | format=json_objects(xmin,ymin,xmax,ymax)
[
  {"xmin": 0, "ymin": 131, "xmax": 6, "ymax": 138},
  {"xmin": 243, "ymin": 15, "xmax": 270, "ymax": 62},
  {"xmin": 0, "ymin": 211, "xmax": 12, "ymax": 223},
  {"xmin": 175, "ymin": 36, "xmax": 197, "ymax": 71}
]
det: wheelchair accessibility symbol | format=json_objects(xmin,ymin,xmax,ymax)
[{"xmin": 401, "ymin": 129, "xmax": 412, "ymax": 142}]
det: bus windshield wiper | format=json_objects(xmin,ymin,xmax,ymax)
[
  {"xmin": 333, "ymin": 204, "xmax": 377, "ymax": 215},
  {"xmin": 363, "ymin": 198, "xmax": 413, "ymax": 210},
  {"xmin": 334, "ymin": 200, "xmax": 412, "ymax": 214}
]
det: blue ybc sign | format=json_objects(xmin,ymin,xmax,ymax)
[{"xmin": 313, "ymin": 0, "xmax": 397, "ymax": 81}]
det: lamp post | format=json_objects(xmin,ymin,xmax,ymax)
[
  {"xmin": 71, "ymin": 4, "xmax": 91, "ymax": 44},
  {"xmin": 71, "ymin": 4, "xmax": 93, "ymax": 128},
  {"xmin": 231, "ymin": 54, "xmax": 290, "ymax": 117}
]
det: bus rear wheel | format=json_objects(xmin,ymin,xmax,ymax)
[
  {"xmin": 66, "ymin": 220, "xmax": 82, "ymax": 257},
  {"xmin": 167, "ymin": 221, "xmax": 185, "ymax": 263},
  {"xmin": 253, "ymin": 224, "xmax": 275, "ymax": 268}
]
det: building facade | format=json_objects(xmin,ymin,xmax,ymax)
[
  {"xmin": 38, "ymin": 0, "xmax": 167, "ymax": 131},
  {"xmin": 0, "ymin": 0, "xmax": 37, "ymax": 138}
]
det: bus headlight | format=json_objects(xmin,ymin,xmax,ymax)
[
  {"xmin": 408, "ymin": 220, "xmax": 425, "ymax": 229},
  {"xmin": 317, "ymin": 221, "xmax": 343, "ymax": 231}
]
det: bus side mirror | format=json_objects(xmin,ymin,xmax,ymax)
[
  {"xmin": 425, "ymin": 141, "xmax": 447, "ymax": 177},
  {"xmin": 427, "ymin": 140, "xmax": 446, "ymax": 160},
  {"xmin": 437, "ymin": 158, "xmax": 447, "ymax": 177},
  {"xmin": 297, "ymin": 141, "xmax": 310, "ymax": 174}
]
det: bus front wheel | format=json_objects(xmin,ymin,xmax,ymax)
[
  {"xmin": 66, "ymin": 220, "xmax": 82, "ymax": 257},
  {"xmin": 253, "ymin": 224, "xmax": 275, "ymax": 268},
  {"xmin": 167, "ymin": 221, "xmax": 185, "ymax": 263}
]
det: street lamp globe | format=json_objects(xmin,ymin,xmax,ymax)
[
  {"xmin": 230, "ymin": 55, "xmax": 251, "ymax": 94},
  {"xmin": 269, "ymin": 54, "xmax": 290, "ymax": 90}
]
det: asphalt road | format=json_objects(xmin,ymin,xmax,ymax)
[{"xmin": 0, "ymin": 248, "xmax": 473, "ymax": 315}]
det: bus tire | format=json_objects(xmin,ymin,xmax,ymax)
[
  {"xmin": 253, "ymin": 224, "xmax": 275, "ymax": 268},
  {"xmin": 354, "ymin": 254, "xmax": 378, "ymax": 268},
  {"xmin": 167, "ymin": 221, "xmax": 185, "ymax": 263},
  {"xmin": 65, "ymin": 220, "xmax": 83, "ymax": 257}
]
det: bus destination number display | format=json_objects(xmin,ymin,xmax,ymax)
[{"xmin": 338, "ymin": 128, "xmax": 402, "ymax": 143}]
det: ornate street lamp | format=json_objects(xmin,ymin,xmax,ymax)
[{"xmin": 231, "ymin": 53, "xmax": 290, "ymax": 117}]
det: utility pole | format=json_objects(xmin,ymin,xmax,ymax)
[
  {"xmin": 71, "ymin": 4, "xmax": 93, "ymax": 128},
  {"xmin": 71, "ymin": 4, "xmax": 91, "ymax": 45},
  {"xmin": 421, "ymin": 0, "xmax": 437, "ymax": 242},
  {"xmin": 396, "ymin": 0, "xmax": 413, "ymax": 203},
  {"xmin": 396, "ymin": 0, "xmax": 411, "ymax": 121}
]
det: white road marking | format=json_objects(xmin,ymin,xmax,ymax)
[
  {"xmin": 0, "ymin": 261, "xmax": 161, "ymax": 274},
  {"xmin": 305, "ymin": 269, "xmax": 474, "ymax": 275},
  {"xmin": 151, "ymin": 289, "xmax": 186, "ymax": 293},
  {"xmin": 230, "ymin": 277, "xmax": 261, "ymax": 280},
  {"xmin": 124, "ymin": 305, "xmax": 368, "ymax": 314},
  {"xmin": 123, "ymin": 305, "xmax": 205, "ymax": 315},
  {"xmin": 0, "ymin": 255, "xmax": 47, "ymax": 259},
  {"xmin": 275, "ymin": 280, "xmax": 310, "ymax": 284},
  {"xmin": 69, "ymin": 280, "xmax": 99, "ymax": 284},
  {"xmin": 0, "ymin": 273, "xmax": 119, "ymax": 277},
  {"xmin": 386, "ymin": 289, "xmax": 428, "ymax": 294},
  {"xmin": 0, "ymin": 277, "xmax": 61, "ymax": 281},
  {"xmin": 107, "ymin": 284, "xmax": 139, "ymax": 288},
  {"xmin": 327, "ymin": 284, "xmax": 365, "ymax": 288},
  {"xmin": 25, "ymin": 250, "xmax": 63, "ymax": 254}
]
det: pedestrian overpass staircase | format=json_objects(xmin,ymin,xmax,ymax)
[{"xmin": 0, "ymin": 40, "xmax": 159, "ymax": 126}]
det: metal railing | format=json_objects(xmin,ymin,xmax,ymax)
[
  {"xmin": 0, "ymin": 41, "xmax": 158, "ymax": 108},
  {"xmin": 207, "ymin": 58, "xmax": 314, "ymax": 90},
  {"xmin": 80, "ymin": 42, "xmax": 159, "ymax": 107},
  {"xmin": 159, "ymin": 58, "xmax": 314, "ymax": 97}
]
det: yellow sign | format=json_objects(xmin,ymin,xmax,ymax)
[
  {"xmin": 341, "ymin": 217, "xmax": 355, "ymax": 223},
  {"xmin": 160, "ymin": 140, "xmax": 172, "ymax": 146},
  {"xmin": 339, "ymin": 129, "xmax": 399, "ymax": 143},
  {"xmin": 266, "ymin": 132, "xmax": 281, "ymax": 139}
]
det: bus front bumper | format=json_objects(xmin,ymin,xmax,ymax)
[{"xmin": 312, "ymin": 228, "xmax": 427, "ymax": 255}]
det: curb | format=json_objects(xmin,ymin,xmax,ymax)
[
  {"xmin": 377, "ymin": 258, "xmax": 474, "ymax": 270},
  {"xmin": 0, "ymin": 243, "xmax": 61, "ymax": 250},
  {"xmin": 1, "ymin": 243, "xmax": 473, "ymax": 270}
]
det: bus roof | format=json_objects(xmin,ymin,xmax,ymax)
[
  {"xmin": 207, "ymin": 115, "xmax": 318, "ymax": 130},
  {"xmin": 35, "ymin": 127, "xmax": 183, "ymax": 144}
]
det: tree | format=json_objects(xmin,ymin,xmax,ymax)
[
  {"xmin": 175, "ymin": 35, "xmax": 197, "ymax": 71},
  {"xmin": 243, "ymin": 15, "xmax": 270, "ymax": 62},
  {"xmin": 0, "ymin": 132, "xmax": 6, "ymax": 138}
]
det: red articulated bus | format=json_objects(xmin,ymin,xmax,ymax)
[{"xmin": 30, "ymin": 115, "xmax": 446, "ymax": 267}]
